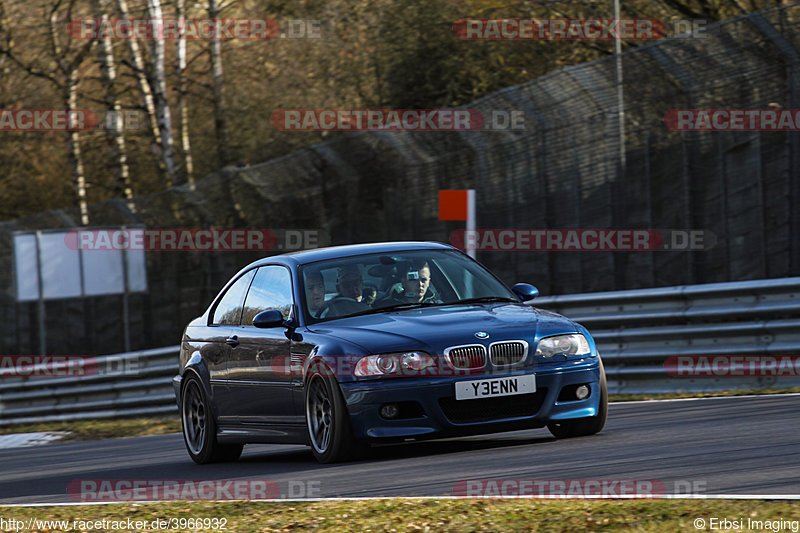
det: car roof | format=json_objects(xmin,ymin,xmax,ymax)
[{"xmin": 252, "ymin": 241, "xmax": 457, "ymax": 268}]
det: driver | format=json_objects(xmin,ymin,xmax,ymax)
[
  {"xmin": 335, "ymin": 265, "xmax": 365, "ymax": 301},
  {"xmin": 317, "ymin": 265, "xmax": 367, "ymax": 318}
]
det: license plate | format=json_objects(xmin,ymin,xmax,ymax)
[{"xmin": 455, "ymin": 374, "xmax": 535, "ymax": 400}]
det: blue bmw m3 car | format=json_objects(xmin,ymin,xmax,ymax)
[{"xmin": 174, "ymin": 241, "xmax": 607, "ymax": 464}]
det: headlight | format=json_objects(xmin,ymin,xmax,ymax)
[
  {"xmin": 354, "ymin": 352, "xmax": 435, "ymax": 376},
  {"xmin": 535, "ymin": 334, "xmax": 591, "ymax": 357}
]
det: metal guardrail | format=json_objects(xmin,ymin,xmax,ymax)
[
  {"xmin": 536, "ymin": 277, "xmax": 800, "ymax": 394},
  {"xmin": 1, "ymin": 277, "xmax": 799, "ymax": 425},
  {"xmin": 0, "ymin": 346, "xmax": 179, "ymax": 426}
]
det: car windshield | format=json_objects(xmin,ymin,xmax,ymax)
[{"xmin": 300, "ymin": 249, "xmax": 518, "ymax": 323}]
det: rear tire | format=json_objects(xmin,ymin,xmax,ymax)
[
  {"xmin": 305, "ymin": 372, "xmax": 366, "ymax": 463},
  {"xmin": 547, "ymin": 358, "xmax": 608, "ymax": 439},
  {"xmin": 181, "ymin": 374, "xmax": 243, "ymax": 464}
]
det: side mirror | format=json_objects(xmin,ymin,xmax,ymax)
[
  {"xmin": 253, "ymin": 309, "xmax": 286, "ymax": 328},
  {"xmin": 511, "ymin": 283, "xmax": 539, "ymax": 301}
]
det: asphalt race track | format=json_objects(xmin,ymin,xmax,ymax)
[{"xmin": 1, "ymin": 395, "xmax": 798, "ymax": 504}]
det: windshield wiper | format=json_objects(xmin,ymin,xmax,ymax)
[
  {"xmin": 319, "ymin": 298, "xmax": 516, "ymax": 322},
  {"xmin": 450, "ymin": 296, "xmax": 519, "ymax": 305}
]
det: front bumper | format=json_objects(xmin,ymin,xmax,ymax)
[{"xmin": 341, "ymin": 357, "xmax": 602, "ymax": 441}]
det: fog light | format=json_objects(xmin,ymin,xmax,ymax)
[
  {"xmin": 380, "ymin": 403, "xmax": 399, "ymax": 419},
  {"xmin": 575, "ymin": 385, "xmax": 590, "ymax": 400}
]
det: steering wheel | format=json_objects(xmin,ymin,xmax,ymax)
[{"xmin": 317, "ymin": 296, "xmax": 368, "ymax": 318}]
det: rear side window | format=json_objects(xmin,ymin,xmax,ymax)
[
  {"xmin": 212, "ymin": 270, "xmax": 255, "ymax": 325},
  {"xmin": 241, "ymin": 265, "xmax": 294, "ymax": 326}
]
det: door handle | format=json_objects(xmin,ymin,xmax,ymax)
[{"xmin": 226, "ymin": 335, "xmax": 239, "ymax": 347}]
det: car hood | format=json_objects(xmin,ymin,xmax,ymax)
[{"xmin": 307, "ymin": 302, "xmax": 582, "ymax": 355}]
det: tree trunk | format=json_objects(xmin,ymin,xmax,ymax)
[
  {"xmin": 66, "ymin": 72, "xmax": 89, "ymax": 225},
  {"xmin": 47, "ymin": 1, "xmax": 96, "ymax": 225},
  {"xmin": 115, "ymin": 0, "xmax": 173, "ymax": 187},
  {"xmin": 208, "ymin": 0, "xmax": 232, "ymax": 167},
  {"xmin": 95, "ymin": 0, "xmax": 133, "ymax": 207},
  {"xmin": 176, "ymin": 0, "xmax": 194, "ymax": 185},
  {"xmin": 145, "ymin": 0, "xmax": 179, "ymax": 186}
]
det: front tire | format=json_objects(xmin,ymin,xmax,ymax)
[
  {"xmin": 305, "ymin": 372, "xmax": 365, "ymax": 463},
  {"xmin": 547, "ymin": 359, "xmax": 608, "ymax": 439},
  {"xmin": 181, "ymin": 374, "xmax": 243, "ymax": 464}
]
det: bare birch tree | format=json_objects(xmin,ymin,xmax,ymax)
[
  {"xmin": 0, "ymin": 0, "xmax": 96, "ymax": 225},
  {"xmin": 143, "ymin": 0, "xmax": 179, "ymax": 185},
  {"xmin": 207, "ymin": 0, "xmax": 231, "ymax": 167},
  {"xmin": 94, "ymin": 0, "xmax": 133, "ymax": 207},
  {"xmin": 175, "ymin": 0, "xmax": 193, "ymax": 184},
  {"xmin": 115, "ymin": 0, "xmax": 174, "ymax": 187}
]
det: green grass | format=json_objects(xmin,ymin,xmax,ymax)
[
  {"xmin": 0, "ymin": 417, "xmax": 180, "ymax": 441},
  {"xmin": 0, "ymin": 499, "xmax": 798, "ymax": 532}
]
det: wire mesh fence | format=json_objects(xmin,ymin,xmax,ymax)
[{"xmin": 2, "ymin": 5, "xmax": 800, "ymax": 355}]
